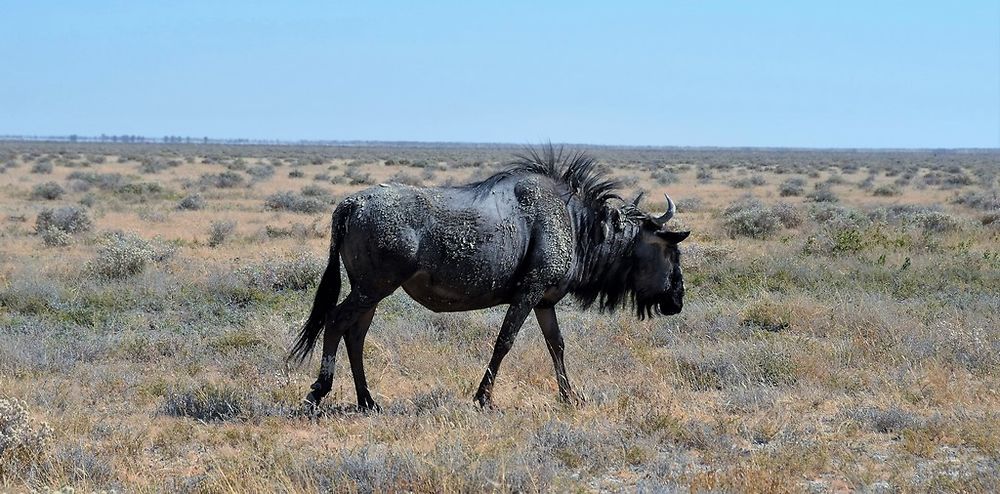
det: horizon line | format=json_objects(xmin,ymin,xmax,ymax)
[{"xmin": 0, "ymin": 134, "xmax": 997, "ymax": 153}]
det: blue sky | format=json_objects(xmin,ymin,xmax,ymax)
[{"xmin": 1, "ymin": 1, "xmax": 997, "ymax": 148}]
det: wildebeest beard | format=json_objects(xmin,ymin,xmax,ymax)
[{"xmin": 565, "ymin": 205, "xmax": 665, "ymax": 320}]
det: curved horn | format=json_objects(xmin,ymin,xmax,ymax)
[
  {"xmin": 650, "ymin": 193, "xmax": 675, "ymax": 226},
  {"xmin": 631, "ymin": 191, "xmax": 645, "ymax": 207}
]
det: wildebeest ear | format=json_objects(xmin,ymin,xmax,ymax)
[{"xmin": 656, "ymin": 230, "xmax": 690, "ymax": 244}]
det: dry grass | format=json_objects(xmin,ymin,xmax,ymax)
[{"xmin": 0, "ymin": 143, "xmax": 998, "ymax": 492}]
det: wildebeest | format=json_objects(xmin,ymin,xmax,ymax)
[{"xmin": 290, "ymin": 146, "xmax": 690, "ymax": 410}]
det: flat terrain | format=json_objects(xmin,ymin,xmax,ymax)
[{"xmin": 1, "ymin": 142, "xmax": 998, "ymax": 492}]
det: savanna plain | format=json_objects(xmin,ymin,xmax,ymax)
[{"xmin": 0, "ymin": 142, "xmax": 998, "ymax": 493}]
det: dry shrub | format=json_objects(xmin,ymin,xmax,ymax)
[
  {"xmin": 30, "ymin": 161, "xmax": 53, "ymax": 174},
  {"xmin": 89, "ymin": 231, "xmax": 155, "ymax": 279},
  {"xmin": 208, "ymin": 220, "xmax": 237, "ymax": 247},
  {"xmin": 722, "ymin": 198, "xmax": 782, "ymax": 239},
  {"xmin": 177, "ymin": 194, "xmax": 206, "ymax": 211},
  {"xmin": 30, "ymin": 181, "xmax": 65, "ymax": 200},
  {"xmin": 0, "ymin": 397, "xmax": 52, "ymax": 476},
  {"xmin": 35, "ymin": 206, "xmax": 92, "ymax": 235},
  {"xmin": 265, "ymin": 192, "xmax": 327, "ymax": 214},
  {"xmin": 234, "ymin": 251, "xmax": 324, "ymax": 292}
]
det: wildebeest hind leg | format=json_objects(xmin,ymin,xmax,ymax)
[
  {"xmin": 345, "ymin": 306, "xmax": 379, "ymax": 412},
  {"xmin": 304, "ymin": 309, "xmax": 346, "ymax": 407},
  {"xmin": 304, "ymin": 292, "xmax": 379, "ymax": 408},
  {"xmin": 534, "ymin": 306, "xmax": 584, "ymax": 406},
  {"xmin": 474, "ymin": 289, "xmax": 544, "ymax": 407}
]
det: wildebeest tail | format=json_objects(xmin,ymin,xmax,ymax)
[{"xmin": 289, "ymin": 206, "xmax": 349, "ymax": 363}]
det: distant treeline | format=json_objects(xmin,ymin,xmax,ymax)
[{"xmin": 0, "ymin": 134, "xmax": 525, "ymax": 148}]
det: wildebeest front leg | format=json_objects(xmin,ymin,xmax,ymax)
[
  {"xmin": 474, "ymin": 290, "xmax": 544, "ymax": 407},
  {"xmin": 534, "ymin": 306, "xmax": 584, "ymax": 406}
]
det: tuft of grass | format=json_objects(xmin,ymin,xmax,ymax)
[
  {"xmin": 846, "ymin": 406, "xmax": 920, "ymax": 434},
  {"xmin": 161, "ymin": 384, "xmax": 252, "ymax": 422},
  {"xmin": 674, "ymin": 341, "xmax": 798, "ymax": 390},
  {"xmin": 207, "ymin": 220, "xmax": 237, "ymax": 247}
]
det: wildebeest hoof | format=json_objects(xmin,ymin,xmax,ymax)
[
  {"xmin": 473, "ymin": 393, "xmax": 495, "ymax": 409},
  {"xmin": 304, "ymin": 392, "xmax": 322, "ymax": 408},
  {"xmin": 302, "ymin": 393, "xmax": 325, "ymax": 417},
  {"xmin": 561, "ymin": 390, "xmax": 587, "ymax": 407},
  {"xmin": 357, "ymin": 401, "xmax": 382, "ymax": 414}
]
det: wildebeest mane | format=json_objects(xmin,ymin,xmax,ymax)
[{"xmin": 467, "ymin": 145, "xmax": 658, "ymax": 318}]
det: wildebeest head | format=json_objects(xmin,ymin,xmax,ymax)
[{"xmin": 631, "ymin": 193, "xmax": 690, "ymax": 317}]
